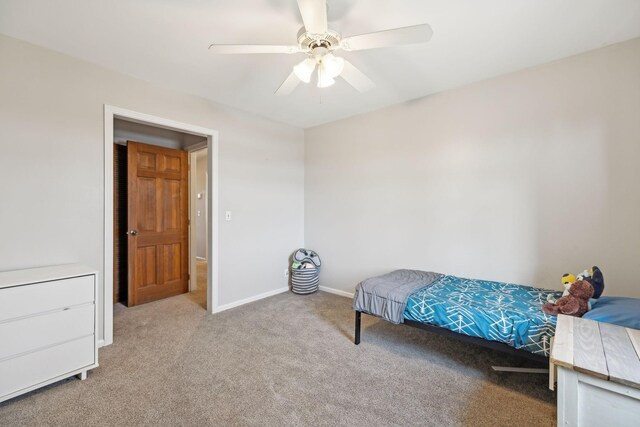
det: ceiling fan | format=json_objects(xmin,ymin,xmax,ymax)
[{"xmin": 208, "ymin": 0, "xmax": 433, "ymax": 95}]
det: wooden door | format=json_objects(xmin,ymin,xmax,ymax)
[{"xmin": 127, "ymin": 141, "xmax": 189, "ymax": 306}]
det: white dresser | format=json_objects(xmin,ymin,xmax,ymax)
[{"xmin": 0, "ymin": 264, "xmax": 99, "ymax": 403}]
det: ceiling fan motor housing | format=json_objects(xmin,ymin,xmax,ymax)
[{"xmin": 297, "ymin": 27, "xmax": 341, "ymax": 52}]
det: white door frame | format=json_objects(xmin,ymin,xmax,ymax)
[{"xmin": 103, "ymin": 105, "xmax": 219, "ymax": 347}]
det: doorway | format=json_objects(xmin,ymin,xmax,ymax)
[
  {"xmin": 190, "ymin": 148, "xmax": 208, "ymax": 307},
  {"xmin": 113, "ymin": 140, "xmax": 190, "ymax": 307},
  {"xmin": 103, "ymin": 105, "xmax": 219, "ymax": 347}
]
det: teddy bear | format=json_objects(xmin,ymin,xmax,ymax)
[
  {"xmin": 542, "ymin": 280, "xmax": 594, "ymax": 317},
  {"xmin": 546, "ymin": 273, "xmax": 576, "ymax": 304}
]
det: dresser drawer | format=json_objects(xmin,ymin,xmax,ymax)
[
  {"xmin": 0, "ymin": 335, "xmax": 95, "ymax": 398},
  {"xmin": 0, "ymin": 275, "xmax": 94, "ymax": 322},
  {"xmin": 0, "ymin": 304, "xmax": 94, "ymax": 361}
]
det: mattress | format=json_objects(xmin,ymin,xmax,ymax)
[{"xmin": 404, "ymin": 275, "xmax": 562, "ymax": 356}]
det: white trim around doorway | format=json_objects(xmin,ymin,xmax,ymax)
[{"xmin": 103, "ymin": 105, "xmax": 219, "ymax": 347}]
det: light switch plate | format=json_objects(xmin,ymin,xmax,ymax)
[{"xmin": 225, "ymin": 211, "xmax": 232, "ymax": 221}]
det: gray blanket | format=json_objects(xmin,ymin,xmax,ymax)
[{"xmin": 352, "ymin": 269, "xmax": 443, "ymax": 324}]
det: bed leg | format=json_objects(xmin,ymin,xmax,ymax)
[{"xmin": 355, "ymin": 311, "xmax": 361, "ymax": 345}]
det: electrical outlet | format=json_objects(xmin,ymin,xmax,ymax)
[{"xmin": 284, "ymin": 269, "xmax": 289, "ymax": 278}]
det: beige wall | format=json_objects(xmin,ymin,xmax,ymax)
[
  {"xmin": 0, "ymin": 34, "xmax": 305, "ymax": 342},
  {"xmin": 305, "ymin": 38, "xmax": 640, "ymax": 298}
]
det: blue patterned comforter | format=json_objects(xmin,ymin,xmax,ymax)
[{"xmin": 404, "ymin": 275, "xmax": 562, "ymax": 356}]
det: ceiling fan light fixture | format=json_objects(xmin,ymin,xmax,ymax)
[
  {"xmin": 322, "ymin": 53, "xmax": 344, "ymax": 78},
  {"xmin": 317, "ymin": 64, "xmax": 335, "ymax": 88},
  {"xmin": 293, "ymin": 57, "xmax": 316, "ymax": 83}
]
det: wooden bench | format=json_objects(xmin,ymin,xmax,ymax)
[{"xmin": 550, "ymin": 314, "xmax": 640, "ymax": 426}]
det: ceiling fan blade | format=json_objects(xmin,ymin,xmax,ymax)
[
  {"xmin": 274, "ymin": 71, "xmax": 301, "ymax": 96},
  {"xmin": 340, "ymin": 24, "xmax": 433, "ymax": 51},
  {"xmin": 340, "ymin": 60, "xmax": 375, "ymax": 93},
  {"xmin": 208, "ymin": 44, "xmax": 300, "ymax": 54},
  {"xmin": 296, "ymin": 0, "xmax": 328, "ymax": 34}
]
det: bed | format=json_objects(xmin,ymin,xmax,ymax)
[{"xmin": 353, "ymin": 270, "xmax": 562, "ymax": 364}]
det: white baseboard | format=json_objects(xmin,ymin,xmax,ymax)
[
  {"xmin": 214, "ymin": 286, "xmax": 289, "ymax": 313},
  {"xmin": 319, "ymin": 286, "xmax": 354, "ymax": 299},
  {"xmin": 97, "ymin": 339, "xmax": 105, "ymax": 348}
]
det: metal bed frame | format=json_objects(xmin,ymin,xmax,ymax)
[{"xmin": 354, "ymin": 310, "xmax": 549, "ymax": 365}]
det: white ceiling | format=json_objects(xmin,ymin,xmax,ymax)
[{"xmin": 1, "ymin": 0, "xmax": 639, "ymax": 128}]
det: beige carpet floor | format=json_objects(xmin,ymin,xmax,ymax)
[{"xmin": 0, "ymin": 291, "xmax": 555, "ymax": 426}]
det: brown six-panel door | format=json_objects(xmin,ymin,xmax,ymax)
[{"xmin": 127, "ymin": 141, "xmax": 189, "ymax": 306}]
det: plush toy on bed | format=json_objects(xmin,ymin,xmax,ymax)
[
  {"xmin": 542, "ymin": 280, "xmax": 594, "ymax": 317},
  {"xmin": 545, "ymin": 273, "xmax": 577, "ymax": 304},
  {"xmin": 546, "ymin": 266, "xmax": 605, "ymax": 306},
  {"xmin": 578, "ymin": 266, "xmax": 605, "ymax": 299}
]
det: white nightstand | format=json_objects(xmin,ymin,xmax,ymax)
[{"xmin": 550, "ymin": 314, "xmax": 640, "ymax": 427}]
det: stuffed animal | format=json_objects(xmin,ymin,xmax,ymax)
[
  {"xmin": 546, "ymin": 273, "xmax": 576, "ymax": 303},
  {"xmin": 542, "ymin": 280, "xmax": 594, "ymax": 317},
  {"xmin": 577, "ymin": 266, "xmax": 605, "ymax": 299},
  {"xmin": 546, "ymin": 266, "xmax": 605, "ymax": 305},
  {"xmin": 562, "ymin": 273, "xmax": 576, "ymax": 290}
]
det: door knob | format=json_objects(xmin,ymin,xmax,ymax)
[{"xmin": 129, "ymin": 229, "xmax": 138, "ymax": 236}]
